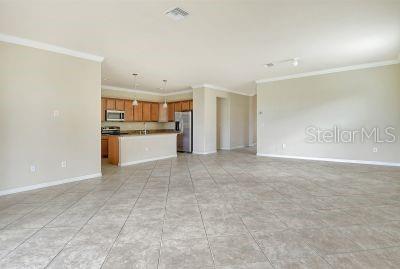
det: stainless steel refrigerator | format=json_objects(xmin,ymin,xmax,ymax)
[{"xmin": 175, "ymin": 111, "xmax": 192, "ymax": 153}]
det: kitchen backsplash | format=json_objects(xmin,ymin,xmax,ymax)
[{"xmin": 102, "ymin": 121, "xmax": 174, "ymax": 131}]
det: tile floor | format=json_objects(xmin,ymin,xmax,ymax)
[{"xmin": 0, "ymin": 147, "xmax": 400, "ymax": 268}]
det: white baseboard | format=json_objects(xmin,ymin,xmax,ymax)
[
  {"xmin": 248, "ymin": 143, "xmax": 257, "ymax": 147},
  {"xmin": 256, "ymin": 153, "xmax": 400, "ymax": 167},
  {"xmin": 0, "ymin": 173, "xmax": 102, "ymax": 197},
  {"xmin": 220, "ymin": 145, "xmax": 255, "ymax": 150},
  {"xmin": 119, "ymin": 155, "xmax": 177, "ymax": 166},
  {"xmin": 193, "ymin": 151, "xmax": 217, "ymax": 155}
]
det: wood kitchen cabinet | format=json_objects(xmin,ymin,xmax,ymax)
[
  {"xmin": 174, "ymin": 102, "xmax": 182, "ymax": 112},
  {"xmin": 158, "ymin": 103, "xmax": 168, "ymax": 122},
  {"xmin": 124, "ymin": 100, "xmax": 133, "ymax": 122},
  {"xmin": 101, "ymin": 136, "xmax": 109, "ymax": 158},
  {"xmin": 133, "ymin": 101, "xmax": 143, "ymax": 121},
  {"xmin": 142, "ymin": 102, "xmax": 151, "ymax": 122},
  {"xmin": 115, "ymin": 99, "xmax": 125, "ymax": 111},
  {"xmin": 101, "ymin": 98, "xmax": 106, "ymax": 122},
  {"xmin": 106, "ymin": 98, "xmax": 115, "ymax": 110},
  {"xmin": 181, "ymin": 101, "xmax": 190, "ymax": 111},
  {"xmin": 168, "ymin": 103, "xmax": 175, "ymax": 122},
  {"xmin": 151, "ymin": 103, "xmax": 159, "ymax": 122},
  {"xmin": 102, "ymin": 97, "xmax": 193, "ymax": 123}
]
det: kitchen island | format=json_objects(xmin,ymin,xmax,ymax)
[{"xmin": 107, "ymin": 131, "xmax": 178, "ymax": 166}]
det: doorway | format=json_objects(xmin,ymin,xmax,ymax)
[{"xmin": 216, "ymin": 97, "xmax": 230, "ymax": 150}]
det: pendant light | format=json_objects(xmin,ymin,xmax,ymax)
[
  {"xmin": 132, "ymin": 73, "xmax": 138, "ymax": 106},
  {"xmin": 162, "ymin": 80, "xmax": 168, "ymax": 109}
]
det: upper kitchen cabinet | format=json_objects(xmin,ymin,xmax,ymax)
[
  {"xmin": 133, "ymin": 101, "xmax": 143, "ymax": 121},
  {"xmin": 106, "ymin": 98, "xmax": 115, "ymax": 110},
  {"xmin": 168, "ymin": 102, "xmax": 175, "ymax": 122},
  {"xmin": 181, "ymin": 101, "xmax": 190, "ymax": 111},
  {"xmin": 124, "ymin": 100, "xmax": 133, "ymax": 122},
  {"xmin": 158, "ymin": 103, "xmax": 168, "ymax": 122},
  {"xmin": 151, "ymin": 103, "xmax": 159, "ymax": 122},
  {"xmin": 142, "ymin": 102, "xmax": 151, "ymax": 122},
  {"xmin": 101, "ymin": 98, "xmax": 106, "ymax": 121},
  {"xmin": 102, "ymin": 97, "xmax": 193, "ymax": 122},
  {"xmin": 116, "ymin": 99, "xmax": 125, "ymax": 111},
  {"xmin": 174, "ymin": 102, "xmax": 182, "ymax": 112}
]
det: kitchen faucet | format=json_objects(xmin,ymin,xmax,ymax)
[{"xmin": 142, "ymin": 122, "xmax": 148, "ymax": 135}]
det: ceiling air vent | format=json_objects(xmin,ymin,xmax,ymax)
[{"xmin": 165, "ymin": 7, "xmax": 189, "ymax": 21}]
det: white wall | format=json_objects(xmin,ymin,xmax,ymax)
[
  {"xmin": 193, "ymin": 86, "xmax": 250, "ymax": 154},
  {"xmin": 0, "ymin": 41, "xmax": 102, "ymax": 194},
  {"xmin": 256, "ymin": 63, "xmax": 400, "ymax": 165}
]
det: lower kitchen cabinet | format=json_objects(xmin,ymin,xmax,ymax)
[{"xmin": 101, "ymin": 136, "xmax": 109, "ymax": 158}]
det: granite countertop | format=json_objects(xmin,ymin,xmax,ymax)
[{"xmin": 102, "ymin": 129, "xmax": 180, "ymax": 137}]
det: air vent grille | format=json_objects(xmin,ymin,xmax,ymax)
[{"xmin": 165, "ymin": 7, "xmax": 189, "ymax": 21}]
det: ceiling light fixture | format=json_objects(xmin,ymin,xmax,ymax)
[
  {"xmin": 132, "ymin": 73, "xmax": 139, "ymax": 106},
  {"xmin": 162, "ymin": 80, "xmax": 168, "ymax": 109},
  {"xmin": 292, "ymin": 58, "xmax": 299, "ymax": 66}
]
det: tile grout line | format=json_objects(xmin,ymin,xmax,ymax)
[
  {"xmin": 189, "ymin": 156, "xmax": 217, "ymax": 268},
  {"xmin": 156, "ymin": 158, "xmax": 172, "ymax": 269},
  {"xmin": 218, "ymin": 162, "xmax": 276, "ymax": 268},
  {"xmin": 0, "ymin": 179, "xmax": 106, "ymax": 262},
  {"xmin": 99, "ymin": 167, "xmax": 153, "ymax": 268},
  {"xmin": 44, "ymin": 173, "xmax": 128, "ymax": 268},
  {"xmin": 0, "ymin": 181, "xmax": 89, "ymax": 231}
]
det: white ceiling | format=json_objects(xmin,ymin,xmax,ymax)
[{"xmin": 1, "ymin": 0, "xmax": 399, "ymax": 95}]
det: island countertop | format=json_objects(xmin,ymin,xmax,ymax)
[
  {"xmin": 102, "ymin": 129, "xmax": 180, "ymax": 137},
  {"xmin": 107, "ymin": 131, "xmax": 178, "ymax": 166}
]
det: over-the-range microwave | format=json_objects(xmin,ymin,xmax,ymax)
[{"xmin": 106, "ymin": 110, "xmax": 125, "ymax": 122}]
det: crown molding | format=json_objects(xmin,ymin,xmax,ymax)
[
  {"xmin": 256, "ymin": 59, "xmax": 400, "ymax": 84},
  {"xmin": 191, "ymin": 84, "xmax": 255, "ymax": 96},
  {"xmin": 0, "ymin": 33, "xmax": 104, "ymax": 62},
  {"xmin": 102, "ymin": 85, "xmax": 193, "ymax": 97}
]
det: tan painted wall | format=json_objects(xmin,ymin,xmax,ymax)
[
  {"xmin": 249, "ymin": 95, "xmax": 257, "ymax": 145},
  {"xmin": 229, "ymin": 93, "xmax": 250, "ymax": 149},
  {"xmin": 256, "ymin": 64, "xmax": 400, "ymax": 164},
  {"xmin": 217, "ymin": 97, "xmax": 230, "ymax": 149},
  {"xmin": 0, "ymin": 42, "xmax": 101, "ymax": 193},
  {"xmin": 193, "ymin": 87, "xmax": 250, "ymax": 153}
]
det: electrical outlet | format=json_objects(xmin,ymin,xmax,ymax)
[
  {"xmin": 373, "ymin": 147, "xmax": 378, "ymax": 153},
  {"xmin": 282, "ymin": 143, "xmax": 286, "ymax": 149},
  {"xmin": 61, "ymin": 160, "xmax": 67, "ymax": 168},
  {"xmin": 30, "ymin": 165, "xmax": 36, "ymax": 172}
]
